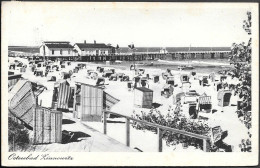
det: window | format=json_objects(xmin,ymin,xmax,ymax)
[
  {"xmin": 68, "ymin": 49, "xmax": 71, "ymax": 54},
  {"xmin": 52, "ymin": 50, "xmax": 54, "ymax": 55},
  {"xmin": 60, "ymin": 49, "xmax": 63, "ymax": 55}
]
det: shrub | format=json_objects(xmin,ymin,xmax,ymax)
[
  {"xmin": 8, "ymin": 117, "xmax": 31, "ymax": 151},
  {"xmin": 131, "ymin": 102, "xmax": 211, "ymax": 151}
]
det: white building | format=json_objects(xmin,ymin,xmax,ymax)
[
  {"xmin": 39, "ymin": 41, "xmax": 75, "ymax": 60},
  {"xmin": 74, "ymin": 41, "xmax": 115, "ymax": 57}
]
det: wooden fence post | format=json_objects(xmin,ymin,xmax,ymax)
[
  {"xmin": 103, "ymin": 111, "xmax": 107, "ymax": 134},
  {"xmin": 126, "ymin": 118, "xmax": 130, "ymax": 147},
  {"xmin": 13, "ymin": 135, "xmax": 15, "ymax": 151},
  {"xmin": 203, "ymin": 139, "xmax": 210, "ymax": 152},
  {"xmin": 72, "ymin": 87, "xmax": 77, "ymax": 118},
  {"xmin": 157, "ymin": 128, "xmax": 163, "ymax": 152}
]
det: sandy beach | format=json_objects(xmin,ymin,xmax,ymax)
[{"xmin": 7, "ymin": 57, "xmax": 250, "ymax": 152}]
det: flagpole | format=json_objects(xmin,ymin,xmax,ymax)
[
  {"xmin": 132, "ymin": 46, "xmax": 135, "ymax": 78},
  {"xmin": 129, "ymin": 43, "xmax": 135, "ymax": 79},
  {"xmin": 133, "ymin": 48, "xmax": 135, "ymax": 71}
]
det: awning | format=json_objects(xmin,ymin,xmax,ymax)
[
  {"xmin": 8, "ymin": 80, "xmax": 36, "ymax": 128},
  {"xmin": 199, "ymin": 96, "xmax": 211, "ymax": 104},
  {"xmin": 103, "ymin": 92, "xmax": 120, "ymax": 109},
  {"xmin": 31, "ymin": 82, "xmax": 47, "ymax": 97}
]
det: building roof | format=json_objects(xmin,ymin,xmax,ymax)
[
  {"xmin": 44, "ymin": 43, "xmax": 74, "ymax": 49},
  {"xmin": 54, "ymin": 79, "xmax": 69, "ymax": 87},
  {"xmin": 75, "ymin": 43, "xmax": 113, "ymax": 50},
  {"xmin": 75, "ymin": 80, "xmax": 104, "ymax": 89},
  {"xmin": 8, "ymin": 74, "xmax": 22, "ymax": 80},
  {"xmin": 43, "ymin": 41, "xmax": 70, "ymax": 44},
  {"xmin": 135, "ymin": 87, "xmax": 153, "ymax": 92}
]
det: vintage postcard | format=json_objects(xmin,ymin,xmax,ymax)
[{"xmin": 1, "ymin": 2, "xmax": 259, "ymax": 166}]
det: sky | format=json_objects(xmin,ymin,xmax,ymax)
[{"xmin": 3, "ymin": 2, "xmax": 252, "ymax": 47}]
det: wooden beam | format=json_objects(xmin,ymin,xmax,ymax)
[
  {"xmin": 203, "ymin": 139, "xmax": 210, "ymax": 152},
  {"xmin": 157, "ymin": 128, "xmax": 163, "ymax": 152},
  {"xmin": 105, "ymin": 110, "xmax": 210, "ymax": 140},
  {"xmin": 103, "ymin": 111, "xmax": 107, "ymax": 134},
  {"xmin": 72, "ymin": 86, "xmax": 77, "ymax": 118},
  {"xmin": 126, "ymin": 118, "xmax": 130, "ymax": 146}
]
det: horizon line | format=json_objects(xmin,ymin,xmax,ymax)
[{"xmin": 8, "ymin": 45, "xmax": 231, "ymax": 48}]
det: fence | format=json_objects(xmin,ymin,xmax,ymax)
[{"xmin": 103, "ymin": 110, "xmax": 211, "ymax": 152}]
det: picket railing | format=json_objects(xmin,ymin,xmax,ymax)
[{"xmin": 103, "ymin": 110, "xmax": 211, "ymax": 152}]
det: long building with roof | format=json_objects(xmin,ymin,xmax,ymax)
[
  {"xmin": 74, "ymin": 40, "xmax": 115, "ymax": 56},
  {"xmin": 39, "ymin": 41, "xmax": 75, "ymax": 60},
  {"xmin": 73, "ymin": 40, "xmax": 116, "ymax": 61}
]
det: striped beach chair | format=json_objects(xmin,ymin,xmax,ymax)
[{"xmin": 198, "ymin": 96, "xmax": 212, "ymax": 112}]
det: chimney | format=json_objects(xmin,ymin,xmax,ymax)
[
  {"xmin": 84, "ymin": 40, "xmax": 86, "ymax": 44},
  {"xmin": 94, "ymin": 40, "xmax": 96, "ymax": 44}
]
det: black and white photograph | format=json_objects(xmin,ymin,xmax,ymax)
[{"xmin": 1, "ymin": 2, "xmax": 259, "ymax": 166}]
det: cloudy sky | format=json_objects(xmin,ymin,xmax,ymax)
[{"xmin": 3, "ymin": 2, "xmax": 252, "ymax": 47}]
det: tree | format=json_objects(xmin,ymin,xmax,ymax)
[{"xmin": 229, "ymin": 11, "xmax": 252, "ymax": 130}]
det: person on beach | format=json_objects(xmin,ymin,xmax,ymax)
[
  {"xmin": 146, "ymin": 80, "xmax": 149, "ymax": 88},
  {"xmin": 127, "ymin": 81, "xmax": 133, "ymax": 91},
  {"xmin": 134, "ymin": 81, "xmax": 137, "ymax": 89},
  {"xmin": 130, "ymin": 65, "xmax": 135, "ymax": 70},
  {"xmin": 45, "ymin": 69, "xmax": 48, "ymax": 77}
]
